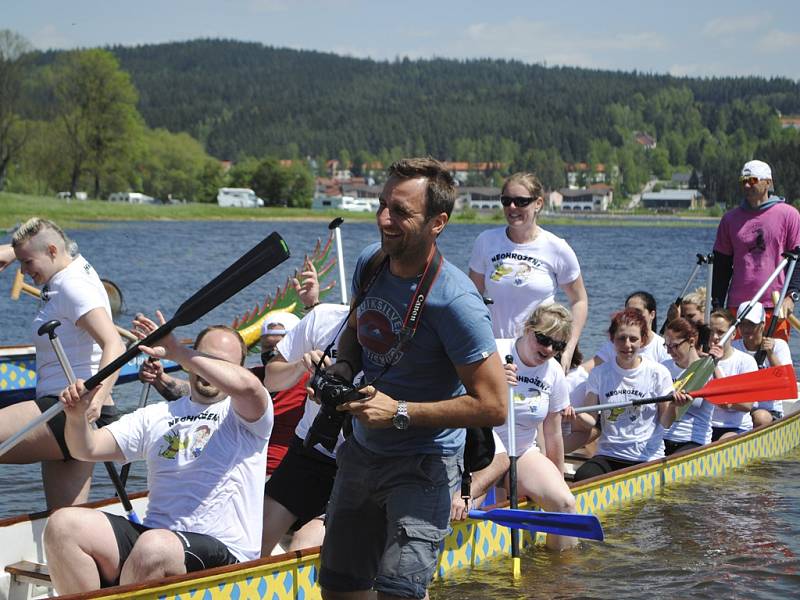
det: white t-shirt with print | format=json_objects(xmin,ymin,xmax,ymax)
[
  {"xmin": 587, "ymin": 356, "xmax": 673, "ymax": 462},
  {"xmin": 732, "ymin": 337, "xmax": 792, "ymax": 417},
  {"xmin": 468, "ymin": 227, "xmax": 581, "ymax": 338},
  {"xmin": 276, "ymin": 303, "xmax": 351, "ymax": 458},
  {"xmin": 661, "ymin": 359, "xmax": 714, "ymax": 445},
  {"xmin": 32, "ymin": 255, "xmax": 112, "ymax": 397},
  {"xmin": 711, "ymin": 349, "xmax": 758, "ymax": 430},
  {"xmin": 493, "ymin": 338, "xmax": 570, "ymax": 455},
  {"xmin": 595, "ymin": 331, "xmax": 670, "ymax": 367},
  {"xmin": 107, "ymin": 395, "xmax": 273, "ymax": 562}
]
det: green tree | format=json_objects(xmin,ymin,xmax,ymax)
[
  {"xmin": 286, "ymin": 162, "xmax": 314, "ymax": 208},
  {"xmin": 196, "ymin": 160, "xmax": 225, "ymax": 203},
  {"xmin": 137, "ymin": 128, "xmax": 218, "ymax": 201},
  {"xmin": 0, "ymin": 30, "xmax": 33, "ymax": 191},
  {"xmin": 251, "ymin": 157, "xmax": 291, "ymax": 206},
  {"xmin": 51, "ymin": 49, "xmax": 142, "ymax": 197}
]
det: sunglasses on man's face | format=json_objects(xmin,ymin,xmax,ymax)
[
  {"xmin": 500, "ymin": 195, "xmax": 535, "ymax": 208},
  {"xmin": 533, "ymin": 331, "xmax": 567, "ymax": 352},
  {"xmin": 739, "ymin": 176, "xmax": 760, "ymax": 186}
]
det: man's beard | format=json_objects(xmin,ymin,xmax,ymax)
[{"xmin": 192, "ymin": 375, "xmax": 220, "ymax": 400}]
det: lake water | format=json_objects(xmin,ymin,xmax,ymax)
[{"xmin": 1, "ymin": 219, "xmax": 798, "ymax": 597}]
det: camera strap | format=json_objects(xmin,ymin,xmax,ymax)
[{"xmin": 366, "ymin": 245, "xmax": 443, "ymax": 384}]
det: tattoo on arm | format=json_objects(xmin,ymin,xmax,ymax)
[{"xmin": 159, "ymin": 378, "xmax": 190, "ymax": 402}]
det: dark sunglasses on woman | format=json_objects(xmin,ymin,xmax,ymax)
[
  {"xmin": 534, "ymin": 331, "xmax": 567, "ymax": 352},
  {"xmin": 500, "ymin": 195, "xmax": 535, "ymax": 208}
]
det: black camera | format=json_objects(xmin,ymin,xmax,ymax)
[{"xmin": 303, "ymin": 369, "xmax": 365, "ymax": 451}]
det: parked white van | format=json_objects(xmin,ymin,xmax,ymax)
[
  {"xmin": 108, "ymin": 192, "xmax": 155, "ymax": 204},
  {"xmin": 216, "ymin": 188, "xmax": 264, "ymax": 208},
  {"xmin": 311, "ymin": 195, "xmax": 375, "ymax": 212}
]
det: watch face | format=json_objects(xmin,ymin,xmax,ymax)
[{"xmin": 393, "ymin": 414, "xmax": 410, "ymax": 430}]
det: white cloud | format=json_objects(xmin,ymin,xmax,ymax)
[
  {"xmin": 668, "ymin": 63, "xmax": 701, "ymax": 77},
  {"xmin": 450, "ymin": 19, "xmax": 666, "ymax": 69},
  {"xmin": 29, "ymin": 24, "xmax": 76, "ymax": 50},
  {"xmin": 758, "ymin": 29, "xmax": 800, "ymax": 52},
  {"xmin": 703, "ymin": 14, "xmax": 773, "ymax": 37}
]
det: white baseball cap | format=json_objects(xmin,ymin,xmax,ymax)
[
  {"xmin": 736, "ymin": 301, "xmax": 766, "ymax": 324},
  {"xmin": 261, "ymin": 311, "xmax": 301, "ymax": 336},
  {"xmin": 741, "ymin": 160, "xmax": 772, "ymax": 181}
]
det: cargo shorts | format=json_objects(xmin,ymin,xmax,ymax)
[{"xmin": 319, "ymin": 437, "xmax": 463, "ymax": 599}]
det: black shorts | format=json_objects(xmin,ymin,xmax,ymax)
[
  {"xmin": 664, "ymin": 439, "xmax": 702, "ymax": 456},
  {"xmin": 711, "ymin": 426, "xmax": 747, "ymax": 441},
  {"xmin": 103, "ymin": 513, "xmax": 238, "ymax": 587},
  {"xmin": 265, "ymin": 435, "xmax": 337, "ymax": 527},
  {"xmin": 573, "ymin": 455, "xmax": 640, "ymax": 482},
  {"xmin": 34, "ymin": 396, "xmax": 119, "ymax": 460}
]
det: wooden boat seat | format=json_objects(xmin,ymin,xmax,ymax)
[{"xmin": 5, "ymin": 561, "xmax": 51, "ymax": 585}]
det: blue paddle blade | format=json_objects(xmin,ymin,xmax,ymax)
[{"xmin": 469, "ymin": 508, "xmax": 605, "ymax": 541}]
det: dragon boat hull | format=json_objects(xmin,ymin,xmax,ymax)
[
  {"xmin": 0, "ymin": 345, "xmax": 180, "ymax": 407},
  {"xmin": 0, "ymin": 401, "xmax": 797, "ymax": 600}
]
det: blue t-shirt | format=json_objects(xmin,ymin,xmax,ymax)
[{"xmin": 351, "ymin": 243, "xmax": 497, "ymax": 456}]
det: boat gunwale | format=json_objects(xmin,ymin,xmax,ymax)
[
  {"xmin": 568, "ymin": 407, "xmax": 800, "ymax": 493},
  {"xmin": 10, "ymin": 404, "xmax": 800, "ymax": 600}
]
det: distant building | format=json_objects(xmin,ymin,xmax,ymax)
[
  {"xmin": 458, "ymin": 186, "xmax": 501, "ymax": 211},
  {"xmin": 559, "ymin": 186, "xmax": 612, "ymax": 211},
  {"xmin": 671, "ymin": 172, "xmax": 692, "ymax": 189},
  {"xmin": 641, "ymin": 189, "xmax": 705, "ymax": 210},
  {"xmin": 634, "ymin": 132, "xmax": 657, "ymax": 149},
  {"xmin": 565, "ymin": 163, "xmax": 608, "ymax": 188},
  {"xmin": 547, "ymin": 190, "xmax": 563, "ymax": 210},
  {"xmin": 441, "ymin": 162, "xmax": 505, "ymax": 184},
  {"xmin": 780, "ymin": 116, "xmax": 800, "ymax": 130},
  {"xmin": 341, "ymin": 182, "xmax": 382, "ymax": 202}
]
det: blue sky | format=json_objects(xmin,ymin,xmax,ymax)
[{"xmin": 5, "ymin": 0, "xmax": 800, "ymax": 79}]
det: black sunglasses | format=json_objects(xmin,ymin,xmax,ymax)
[
  {"xmin": 500, "ymin": 195, "xmax": 535, "ymax": 208},
  {"xmin": 534, "ymin": 331, "xmax": 567, "ymax": 352}
]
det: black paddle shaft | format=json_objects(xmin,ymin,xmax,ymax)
[{"xmin": 83, "ymin": 232, "xmax": 290, "ymax": 391}]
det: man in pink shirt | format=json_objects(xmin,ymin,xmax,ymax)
[{"xmin": 711, "ymin": 160, "xmax": 800, "ymax": 341}]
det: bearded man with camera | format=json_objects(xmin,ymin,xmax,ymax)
[{"xmin": 316, "ymin": 158, "xmax": 507, "ymax": 600}]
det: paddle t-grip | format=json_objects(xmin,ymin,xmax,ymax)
[
  {"xmin": 329, "ymin": 217, "xmax": 348, "ymax": 304},
  {"xmin": 37, "ymin": 319, "xmax": 62, "ymax": 339},
  {"xmin": 505, "ymin": 354, "xmax": 513, "ymax": 365}
]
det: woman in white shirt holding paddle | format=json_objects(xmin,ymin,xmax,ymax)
[
  {"xmin": 569, "ymin": 308, "xmax": 688, "ymax": 481},
  {"xmin": 495, "ymin": 303, "xmax": 578, "ymax": 550},
  {"xmin": 661, "ymin": 317, "xmax": 715, "ymax": 455},
  {"xmin": 708, "ymin": 309, "xmax": 758, "ymax": 441},
  {"xmin": 0, "ymin": 218, "xmax": 125, "ymax": 508}
]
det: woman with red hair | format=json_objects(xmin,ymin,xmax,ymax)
[{"xmin": 569, "ymin": 308, "xmax": 688, "ymax": 481}]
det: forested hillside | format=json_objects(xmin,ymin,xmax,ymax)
[
  {"xmin": 9, "ymin": 37, "xmax": 800, "ymax": 203},
  {"xmin": 23, "ymin": 39, "xmax": 798, "ymax": 160}
]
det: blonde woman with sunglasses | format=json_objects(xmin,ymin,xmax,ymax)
[
  {"xmin": 495, "ymin": 303, "xmax": 578, "ymax": 550},
  {"xmin": 469, "ymin": 172, "xmax": 588, "ymax": 371}
]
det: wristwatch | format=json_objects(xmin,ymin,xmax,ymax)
[
  {"xmin": 788, "ymin": 290, "xmax": 800, "ymax": 304},
  {"xmin": 392, "ymin": 400, "xmax": 410, "ymax": 430}
]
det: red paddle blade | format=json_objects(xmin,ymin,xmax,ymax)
[{"xmin": 695, "ymin": 365, "xmax": 797, "ymax": 405}]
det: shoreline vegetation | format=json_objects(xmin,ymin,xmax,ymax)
[{"xmin": 0, "ymin": 192, "xmax": 719, "ymax": 230}]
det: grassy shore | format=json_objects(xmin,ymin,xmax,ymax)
[{"xmin": 0, "ymin": 192, "xmax": 719, "ymax": 230}]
